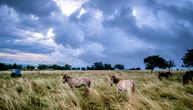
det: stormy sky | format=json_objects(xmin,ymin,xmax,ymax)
[{"xmin": 0, "ymin": 0, "xmax": 193, "ymax": 69}]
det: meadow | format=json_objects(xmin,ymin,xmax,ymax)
[{"xmin": 0, "ymin": 70, "xmax": 192, "ymax": 110}]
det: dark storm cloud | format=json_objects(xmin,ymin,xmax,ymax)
[
  {"xmin": 83, "ymin": 0, "xmax": 127, "ymax": 15},
  {"xmin": 0, "ymin": 0, "xmax": 58, "ymax": 16},
  {"xmin": 0, "ymin": 3, "xmax": 57, "ymax": 54},
  {"xmin": 138, "ymin": 0, "xmax": 193, "ymax": 51},
  {"xmin": 79, "ymin": 0, "xmax": 193, "ymax": 67},
  {"xmin": 0, "ymin": 0, "xmax": 193, "ymax": 68},
  {"xmin": 53, "ymin": 23, "xmax": 84, "ymax": 48}
]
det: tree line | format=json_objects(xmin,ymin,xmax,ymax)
[
  {"xmin": 0, "ymin": 62, "xmax": 125, "ymax": 71},
  {"xmin": 0, "ymin": 63, "xmax": 23, "ymax": 71},
  {"xmin": 0, "ymin": 49, "xmax": 192, "ymax": 71},
  {"xmin": 143, "ymin": 49, "xmax": 193, "ymax": 73}
]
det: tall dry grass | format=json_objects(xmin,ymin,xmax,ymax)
[{"xmin": 0, "ymin": 70, "xmax": 192, "ymax": 110}]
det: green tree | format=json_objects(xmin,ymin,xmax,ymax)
[
  {"xmin": 93, "ymin": 62, "xmax": 104, "ymax": 70},
  {"xmin": 144, "ymin": 55, "xmax": 167, "ymax": 73},
  {"xmin": 64, "ymin": 64, "xmax": 71, "ymax": 70},
  {"xmin": 49, "ymin": 64, "xmax": 61, "ymax": 70},
  {"xmin": 38, "ymin": 64, "xmax": 48, "ymax": 70},
  {"xmin": 0, "ymin": 63, "xmax": 9, "ymax": 71},
  {"xmin": 76, "ymin": 67, "xmax": 80, "ymax": 70},
  {"xmin": 166, "ymin": 60, "xmax": 176, "ymax": 72},
  {"xmin": 104, "ymin": 64, "xmax": 114, "ymax": 70},
  {"xmin": 114, "ymin": 64, "xmax": 124, "ymax": 70},
  {"xmin": 182, "ymin": 49, "xmax": 193, "ymax": 68},
  {"xmin": 81, "ymin": 67, "xmax": 86, "ymax": 70},
  {"xmin": 26, "ymin": 65, "xmax": 35, "ymax": 70},
  {"xmin": 86, "ymin": 66, "xmax": 94, "ymax": 70},
  {"xmin": 12, "ymin": 63, "xmax": 22, "ymax": 69}
]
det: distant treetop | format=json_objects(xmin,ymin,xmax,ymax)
[{"xmin": 182, "ymin": 49, "xmax": 193, "ymax": 68}]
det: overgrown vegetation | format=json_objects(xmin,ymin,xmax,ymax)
[{"xmin": 0, "ymin": 70, "xmax": 192, "ymax": 110}]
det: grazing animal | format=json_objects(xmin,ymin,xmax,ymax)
[
  {"xmin": 110, "ymin": 75, "xmax": 135, "ymax": 95},
  {"xmin": 183, "ymin": 71, "xmax": 193, "ymax": 84},
  {"xmin": 158, "ymin": 72, "xmax": 172, "ymax": 80},
  {"xmin": 63, "ymin": 74, "xmax": 91, "ymax": 95},
  {"xmin": 63, "ymin": 74, "xmax": 91, "ymax": 88}
]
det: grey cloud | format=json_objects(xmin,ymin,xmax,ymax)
[
  {"xmin": 53, "ymin": 23, "xmax": 84, "ymax": 48},
  {"xmin": 83, "ymin": 0, "xmax": 127, "ymax": 15},
  {"xmin": 0, "ymin": 0, "xmax": 193, "ymax": 68},
  {"xmin": 0, "ymin": 0, "xmax": 58, "ymax": 16}
]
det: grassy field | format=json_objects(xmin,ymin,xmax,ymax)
[{"xmin": 0, "ymin": 70, "xmax": 192, "ymax": 110}]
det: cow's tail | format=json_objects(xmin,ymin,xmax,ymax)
[
  {"xmin": 132, "ymin": 82, "xmax": 135, "ymax": 93},
  {"xmin": 158, "ymin": 74, "xmax": 162, "ymax": 80},
  {"xmin": 88, "ymin": 81, "xmax": 91, "ymax": 87}
]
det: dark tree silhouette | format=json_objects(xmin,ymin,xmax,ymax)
[
  {"xmin": 71, "ymin": 67, "xmax": 76, "ymax": 70},
  {"xmin": 104, "ymin": 64, "xmax": 114, "ymax": 70},
  {"xmin": 144, "ymin": 55, "xmax": 167, "ymax": 73},
  {"xmin": 93, "ymin": 62, "xmax": 104, "ymax": 70},
  {"xmin": 86, "ymin": 65, "xmax": 95, "ymax": 70},
  {"xmin": 49, "ymin": 64, "xmax": 63, "ymax": 70},
  {"xmin": 76, "ymin": 67, "xmax": 80, "ymax": 70},
  {"xmin": 25, "ymin": 65, "xmax": 35, "ymax": 70},
  {"xmin": 0, "ymin": 63, "xmax": 8, "ymax": 71},
  {"xmin": 114, "ymin": 64, "xmax": 124, "ymax": 70},
  {"xmin": 0, "ymin": 63, "xmax": 23, "ymax": 71},
  {"xmin": 166, "ymin": 60, "xmax": 176, "ymax": 72},
  {"xmin": 38, "ymin": 64, "xmax": 48, "ymax": 70},
  {"xmin": 81, "ymin": 67, "xmax": 86, "ymax": 70},
  {"xmin": 182, "ymin": 49, "xmax": 193, "ymax": 68},
  {"xmin": 64, "ymin": 64, "xmax": 71, "ymax": 70},
  {"xmin": 86, "ymin": 66, "xmax": 92, "ymax": 70},
  {"xmin": 129, "ymin": 67, "xmax": 141, "ymax": 70},
  {"xmin": 12, "ymin": 63, "xmax": 22, "ymax": 69}
]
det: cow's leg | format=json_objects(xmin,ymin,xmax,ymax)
[
  {"xmin": 81, "ymin": 84, "xmax": 89, "ymax": 96},
  {"xmin": 127, "ymin": 89, "xmax": 132, "ymax": 96},
  {"xmin": 88, "ymin": 81, "xmax": 91, "ymax": 87},
  {"xmin": 116, "ymin": 89, "xmax": 120, "ymax": 97},
  {"xmin": 183, "ymin": 76, "xmax": 188, "ymax": 84},
  {"xmin": 158, "ymin": 75, "xmax": 162, "ymax": 80},
  {"xmin": 84, "ymin": 87, "xmax": 90, "ymax": 96},
  {"xmin": 69, "ymin": 84, "xmax": 74, "ymax": 90},
  {"xmin": 166, "ymin": 75, "xmax": 169, "ymax": 79},
  {"xmin": 183, "ymin": 77, "xmax": 186, "ymax": 84},
  {"xmin": 190, "ymin": 77, "xmax": 192, "ymax": 82}
]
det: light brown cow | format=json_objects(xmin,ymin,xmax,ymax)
[
  {"xmin": 110, "ymin": 75, "xmax": 135, "ymax": 95},
  {"xmin": 63, "ymin": 74, "xmax": 91, "ymax": 95},
  {"xmin": 63, "ymin": 74, "xmax": 91, "ymax": 88}
]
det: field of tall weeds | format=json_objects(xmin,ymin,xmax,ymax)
[{"xmin": 0, "ymin": 70, "xmax": 192, "ymax": 110}]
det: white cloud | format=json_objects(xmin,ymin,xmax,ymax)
[
  {"xmin": 0, "ymin": 5, "xmax": 19, "ymax": 24},
  {"xmin": 48, "ymin": 44, "xmax": 86, "ymax": 66},
  {"xmin": 132, "ymin": 9, "xmax": 137, "ymax": 17},
  {"xmin": 133, "ymin": 7, "xmax": 169, "ymax": 29},
  {"xmin": 13, "ymin": 28, "xmax": 57, "ymax": 48},
  {"xmin": 0, "ymin": 52, "xmax": 49, "ymax": 64},
  {"xmin": 77, "ymin": 8, "xmax": 86, "ymax": 18},
  {"xmin": 82, "ymin": 42, "xmax": 105, "ymax": 57},
  {"xmin": 79, "ymin": 9, "xmax": 103, "ymax": 38},
  {"xmin": 1, "ymin": 25, "xmax": 87, "ymax": 66},
  {"xmin": 106, "ymin": 9, "xmax": 120, "ymax": 21},
  {"xmin": 29, "ymin": 14, "xmax": 39, "ymax": 20},
  {"xmin": 54, "ymin": 0, "xmax": 88, "ymax": 17}
]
